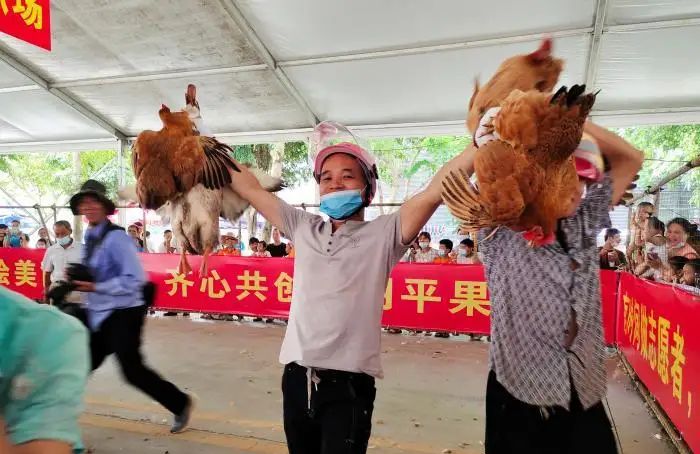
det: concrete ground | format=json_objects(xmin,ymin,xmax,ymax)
[{"xmin": 82, "ymin": 314, "xmax": 676, "ymax": 454}]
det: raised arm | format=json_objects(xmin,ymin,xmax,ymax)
[
  {"xmin": 584, "ymin": 121, "xmax": 644, "ymax": 204},
  {"xmin": 228, "ymin": 164, "xmax": 285, "ymax": 231},
  {"xmin": 399, "ymin": 145, "xmax": 477, "ymax": 244}
]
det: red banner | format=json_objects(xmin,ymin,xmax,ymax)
[
  {"xmin": 616, "ymin": 273, "xmax": 700, "ymax": 452},
  {"xmin": 0, "ymin": 249, "xmax": 619, "ymax": 337},
  {"xmin": 0, "ymin": 0, "xmax": 51, "ymax": 50},
  {"xmin": 141, "ymin": 255, "xmax": 492, "ymax": 334},
  {"xmin": 0, "ymin": 248, "xmax": 45, "ymax": 299},
  {"xmin": 600, "ymin": 270, "xmax": 618, "ymax": 345}
]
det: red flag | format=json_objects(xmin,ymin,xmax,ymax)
[{"xmin": 0, "ymin": 0, "xmax": 51, "ymax": 51}]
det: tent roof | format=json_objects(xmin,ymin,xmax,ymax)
[{"xmin": 1, "ymin": 0, "xmax": 699, "ymax": 152}]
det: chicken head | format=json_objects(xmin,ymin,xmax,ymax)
[{"xmin": 467, "ymin": 38, "xmax": 564, "ymax": 134}]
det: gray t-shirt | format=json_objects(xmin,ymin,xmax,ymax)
[
  {"xmin": 277, "ymin": 201, "xmax": 408, "ymax": 378},
  {"xmin": 479, "ymin": 175, "xmax": 613, "ymax": 410}
]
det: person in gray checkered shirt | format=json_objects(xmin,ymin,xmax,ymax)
[{"xmin": 471, "ymin": 121, "xmax": 643, "ymax": 454}]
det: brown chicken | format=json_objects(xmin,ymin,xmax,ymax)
[
  {"xmin": 443, "ymin": 84, "xmax": 597, "ymax": 246},
  {"xmin": 127, "ymin": 85, "xmax": 282, "ymax": 275},
  {"xmin": 466, "ymin": 38, "xmax": 563, "ymax": 135},
  {"xmin": 132, "ymin": 85, "xmax": 238, "ymax": 211}
]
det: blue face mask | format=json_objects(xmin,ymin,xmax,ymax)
[
  {"xmin": 319, "ymin": 189, "xmax": 365, "ymax": 220},
  {"xmin": 57, "ymin": 236, "xmax": 72, "ymax": 246}
]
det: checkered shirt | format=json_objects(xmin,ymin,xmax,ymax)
[{"xmin": 478, "ymin": 175, "xmax": 613, "ymax": 410}]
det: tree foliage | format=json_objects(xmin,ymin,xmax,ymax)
[
  {"xmin": 617, "ymin": 125, "xmax": 700, "ymax": 205},
  {"xmin": 231, "ymin": 141, "xmax": 310, "ymax": 188},
  {"xmin": 0, "ymin": 150, "xmax": 120, "ymax": 205}
]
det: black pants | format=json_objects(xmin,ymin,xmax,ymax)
[
  {"xmin": 485, "ymin": 370, "xmax": 618, "ymax": 454},
  {"xmin": 282, "ymin": 362, "xmax": 376, "ymax": 454},
  {"xmin": 90, "ymin": 305, "xmax": 188, "ymax": 415}
]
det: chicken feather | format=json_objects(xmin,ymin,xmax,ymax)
[{"xmin": 442, "ymin": 39, "xmax": 598, "ymax": 244}]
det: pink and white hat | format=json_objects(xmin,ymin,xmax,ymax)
[
  {"xmin": 311, "ymin": 121, "xmax": 379, "ymax": 206},
  {"xmin": 574, "ymin": 133, "xmax": 604, "ymax": 182}
]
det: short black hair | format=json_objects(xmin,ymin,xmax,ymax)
[
  {"xmin": 647, "ymin": 217, "xmax": 665, "ymax": 234},
  {"xmin": 37, "ymin": 238, "xmax": 47, "ymax": 245},
  {"xmin": 669, "ymin": 256, "xmax": 688, "ymax": 273},
  {"xmin": 164, "ymin": 229, "xmax": 172, "ymax": 234},
  {"xmin": 54, "ymin": 220, "xmax": 72, "ymax": 232},
  {"xmin": 460, "ymin": 238, "xmax": 475, "ymax": 248},
  {"xmin": 0, "ymin": 223, "xmax": 8, "ymax": 229},
  {"xmin": 604, "ymin": 228, "xmax": 621, "ymax": 241},
  {"xmin": 249, "ymin": 237, "xmax": 259, "ymax": 245},
  {"xmin": 439, "ymin": 239, "xmax": 453, "ymax": 251},
  {"xmin": 418, "ymin": 231, "xmax": 431, "ymax": 241}
]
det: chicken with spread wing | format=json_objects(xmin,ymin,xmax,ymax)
[
  {"xmin": 122, "ymin": 85, "xmax": 283, "ymax": 275},
  {"xmin": 442, "ymin": 39, "xmax": 598, "ymax": 246}
]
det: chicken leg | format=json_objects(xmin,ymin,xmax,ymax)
[
  {"xmin": 178, "ymin": 249, "xmax": 192, "ymax": 276},
  {"xmin": 199, "ymin": 246, "xmax": 213, "ymax": 277}
]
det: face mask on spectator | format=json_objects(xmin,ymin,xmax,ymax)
[
  {"xmin": 418, "ymin": 241, "xmax": 429, "ymax": 249},
  {"xmin": 458, "ymin": 248, "xmax": 467, "ymax": 256},
  {"xmin": 438, "ymin": 249, "xmax": 447, "ymax": 257},
  {"xmin": 57, "ymin": 236, "xmax": 72, "ymax": 246}
]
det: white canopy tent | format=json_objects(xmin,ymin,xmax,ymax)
[{"xmin": 0, "ymin": 0, "xmax": 699, "ymax": 156}]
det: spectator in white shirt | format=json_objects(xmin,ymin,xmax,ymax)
[
  {"xmin": 158, "ymin": 229, "xmax": 178, "ymax": 254},
  {"xmin": 41, "ymin": 221, "xmax": 82, "ymax": 303},
  {"xmin": 413, "ymin": 231, "xmax": 439, "ymax": 263}
]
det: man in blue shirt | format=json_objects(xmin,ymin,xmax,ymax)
[{"xmin": 69, "ymin": 180, "xmax": 194, "ymax": 434}]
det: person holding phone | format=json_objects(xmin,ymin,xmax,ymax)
[{"xmin": 634, "ymin": 217, "xmax": 667, "ymax": 280}]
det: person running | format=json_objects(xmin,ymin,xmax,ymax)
[{"xmin": 68, "ymin": 180, "xmax": 195, "ymax": 434}]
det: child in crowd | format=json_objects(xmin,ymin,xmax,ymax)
[
  {"xmin": 664, "ymin": 256, "xmax": 688, "ymax": 283},
  {"xmin": 252, "ymin": 240, "xmax": 272, "ymax": 257},
  {"xmin": 681, "ymin": 259, "xmax": 699, "ymax": 288},
  {"xmin": 434, "ymin": 239, "xmax": 455, "ymax": 264}
]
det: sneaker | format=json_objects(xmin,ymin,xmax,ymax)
[{"xmin": 171, "ymin": 394, "xmax": 196, "ymax": 434}]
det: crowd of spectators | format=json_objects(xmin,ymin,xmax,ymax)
[
  {"xmin": 402, "ymin": 231, "xmax": 481, "ymax": 265},
  {"xmin": 603, "ymin": 202, "xmax": 700, "ymax": 294}
]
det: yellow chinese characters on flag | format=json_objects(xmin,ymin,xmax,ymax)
[
  {"xmin": 400, "ymin": 279, "xmax": 440, "ymax": 314},
  {"xmin": 236, "ymin": 270, "xmax": 268, "ymax": 302},
  {"xmin": 0, "ymin": 259, "xmax": 9, "ymax": 285},
  {"xmin": 199, "ymin": 270, "xmax": 231, "ymax": 299},
  {"xmin": 621, "ymin": 292, "xmax": 693, "ymax": 421},
  {"xmin": 383, "ymin": 278, "xmax": 392, "ymax": 310},
  {"xmin": 449, "ymin": 281, "xmax": 490, "ymax": 317},
  {"xmin": 14, "ymin": 259, "xmax": 37, "ymax": 287},
  {"xmin": 0, "ymin": 0, "xmax": 50, "ymax": 50},
  {"xmin": 273, "ymin": 272, "xmax": 293, "ymax": 303},
  {"xmin": 1, "ymin": 0, "xmax": 42, "ymax": 28},
  {"xmin": 164, "ymin": 271, "xmax": 195, "ymax": 298}
]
